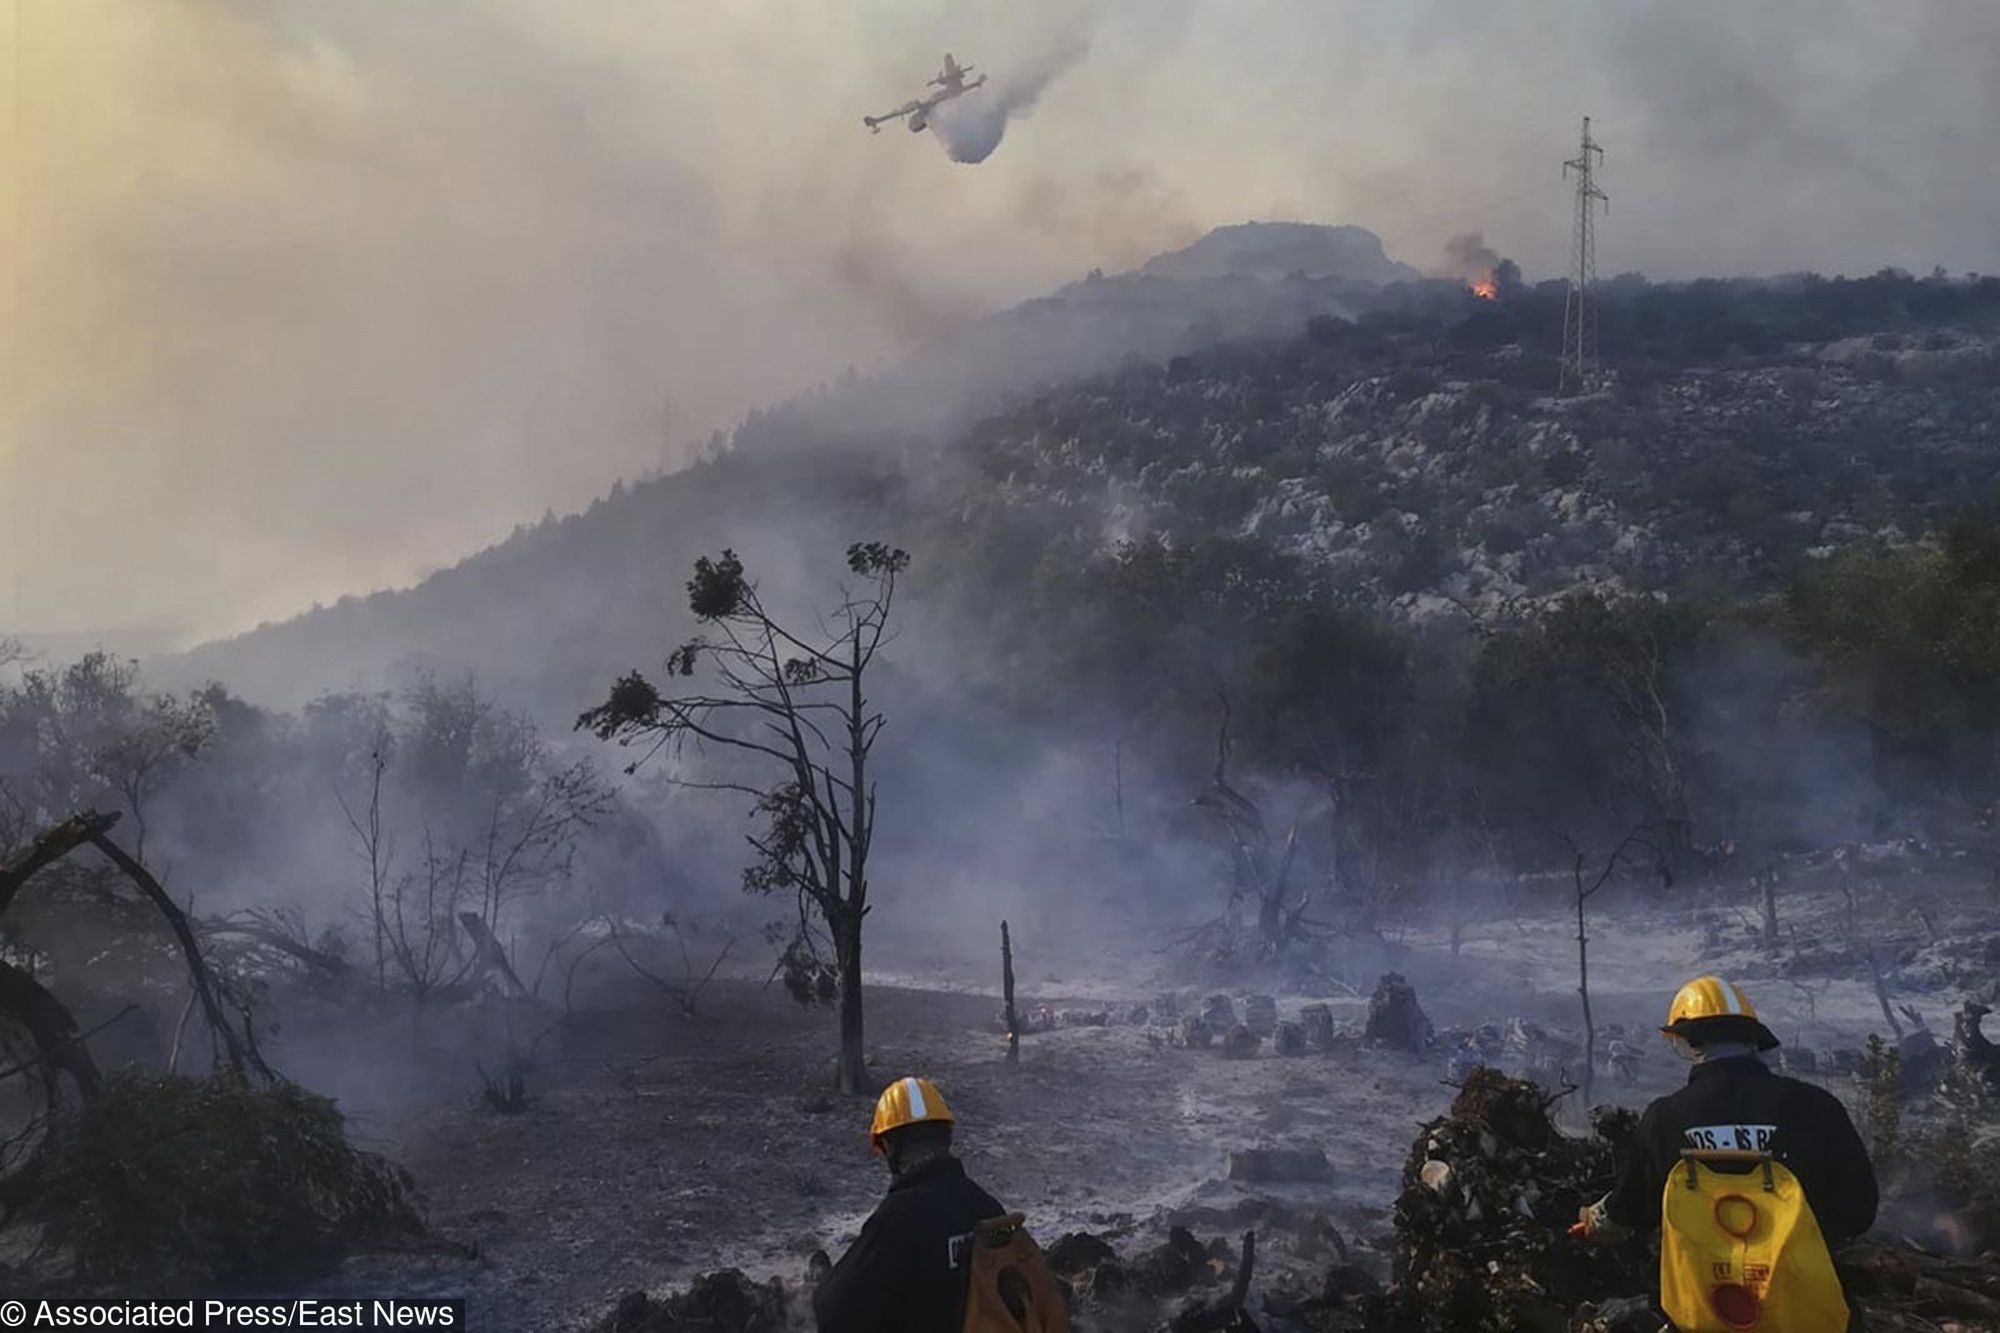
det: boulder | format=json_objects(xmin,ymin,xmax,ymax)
[
  {"xmin": 1243, "ymin": 994, "xmax": 1279, "ymax": 1037},
  {"xmin": 1220, "ymin": 1024, "xmax": 1262, "ymax": 1059},
  {"xmin": 1178, "ymin": 1016, "xmax": 1214, "ymax": 1050},
  {"xmin": 1299, "ymin": 1003, "xmax": 1337, "ymax": 1051},
  {"xmin": 1364, "ymin": 973, "xmax": 1432, "ymax": 1052}
]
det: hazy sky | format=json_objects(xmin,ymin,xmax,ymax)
[{"xmin": 5, "ymin": 1, "xmax": 1997, "ymax": 646}]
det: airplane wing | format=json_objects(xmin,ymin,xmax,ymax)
[{"xmin": 863, "ymin": 99, "xmax": 921, "ymax": 128}]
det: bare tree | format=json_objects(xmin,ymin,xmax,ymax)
[
  {"xmin": 1193, "ymin": 692, "xmax": 1310, "ymax": 958},
  {"xmin": 1568, "ymin": 824, "xmax": 1670, "ymax": 1104},
  {"xmin": 338, "ymin": 745, "xmax": 395, "ymax": 988},
  {"xmin": 607, "ymin": 915, "xmax": 736, "ymax": 1018},
  {"xmin": 579, "ymin": 543, "xmax": 907, "ymax": 1094},
  {"xmin": 338, "ymin": 684, "xmax": 606, "ymax": 1003}
]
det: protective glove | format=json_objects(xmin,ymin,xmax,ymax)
[
  {"xmin": 808, "ymin": 1250, "xmax": 833, "ymax": 1285},
  {"xmin": 1568, "ymin": 1195, "xmax": 1632, "ymax": 1243}
]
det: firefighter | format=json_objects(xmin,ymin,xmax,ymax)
[
  {"xmin": 1572, "ymin": 976, "xmax": 1878, "ymax": 1329},
  {"xmin": 812, "ymin": 1076, "xmax": 1010, "ymax": 1333}
]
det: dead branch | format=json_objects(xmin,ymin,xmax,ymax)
[
  {"xmin": 202, "ymin": 912, "xmax": 351, "ymax": 980},
  {"xmin": 528, "ymin": 915, "xmax": 595, "ymax": 998},
  {"xmin": 1229, "ymin": 1229, "xmax": 1256, "ymax": 1310},
  {"xmin": 562, "ymin": 932, "xmax": 621, "ymax": 1014},
  {"xmin": 84, "ymin": 825, "xmax": 273, "ymax": 1081},
  {"xmin": 0, "ymin": 1005, "xmax": 136, "ymax": 1088},
  {"xmin": 0, "ymin": 811, "xmax": 119, "ymax": 918},
  {"xmin": 609, "ymin": 921, "xmax": 735, "ymax": 1018},
  {"xmin": 0, "ymin": 962, "xmax": 105, "ymax": 1102}
]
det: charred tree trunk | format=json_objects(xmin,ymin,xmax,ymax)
[
  {"xmin": 1868, "ymin": 947, "xmax": 1904, "ymax": 1039},
  {"xmin": 1576, "ymin": 874, "xmax": 1596, "ymax": 1106},
  {"xmin": 1762, "ymin": 873, "xmax": 1780, "ymax": 949},
  {"xmin": 0, "ymin": 959, "xmax": 101, "ymax": 1101},
  {"xmin": 834, "ymin": 912, "xmax": 867, "ymax": 1095},
  {"xmin": 1001, "ymin": 920, "xmax": 1019, "ymax": 1065},
  {"xmin": 457, "ymin": 912, "xmax": 528, "ymax": 996}
]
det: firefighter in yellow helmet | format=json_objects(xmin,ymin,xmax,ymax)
[
  {"xmin": 813, "ymin": 1076, "xmax": 1051, "ymax": 1333},
  {"xmin": 1571, "ymin": 977, "xmax": 1878, "ymax": 1330}
]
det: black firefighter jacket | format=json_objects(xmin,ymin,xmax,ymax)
[
  {"xmin": 814, "ymin": 1154, "xmax": 1007, "ymax": 1333},
  {"xmin": 1604, "ymin": 1054, "xmax": 1879, "ymax": 1243}
]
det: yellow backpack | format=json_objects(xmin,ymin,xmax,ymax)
[
  {"xmin": 961, "ymin": 1212, "xmax": 1072, "ymax": 1333},
  {"xmin": 1659, "ymin": 1150, "xmax": 1848, "ymax": 1332}
]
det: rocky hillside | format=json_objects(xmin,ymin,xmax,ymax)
[
  {"xmin": 159, "ymin": 250, "xmax": 2000, "ymax": 717},
  {"xmin": 958, "ymin": 300, "xmax": 2000, "ymax": 623}
]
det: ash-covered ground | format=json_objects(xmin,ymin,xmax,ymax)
[{"xmin": 260, "ymin": 859, "xmax": 2000, "ymax": 1330}]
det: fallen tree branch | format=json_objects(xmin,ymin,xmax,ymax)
[
  {"xmin": 84, "ymin": 826, "xmax": 273, "ymax": 1082},
  {"xmin": 201, "ymin": 914, "xmax": 351, "ymax": 980},
  {"xmin": 0, "ymin": 1004, "xmax": 137, "ymax": 1088},
  {"xmin": 0, "ymin": 811, "xmax": 120, "ymax": 919}
]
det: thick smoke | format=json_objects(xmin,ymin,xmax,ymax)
[
  {"xmin": 1442, "ymin": 231, "xmax": 1502, "ymax": 283},
  {"xmin": 928, "ymin": 33, "xmax": 1089, "ymax": 166}
]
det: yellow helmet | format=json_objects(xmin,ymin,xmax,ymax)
[
  {"xmin": 1662, "ymin": 975, "xmax": 1779, "ymax": 1051},
  {"xmin": 870, "ymin": 1075, "xmax": 955, "ymax": 1151}
]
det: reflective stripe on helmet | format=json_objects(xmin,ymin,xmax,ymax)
[
  {"xmin": 905, "ymin": 1077, "xmax": 927, "ymax": 1120},
  {"xmin": 1721, "ymin": 981, "xmax": 1743, "ymax": 1015}
]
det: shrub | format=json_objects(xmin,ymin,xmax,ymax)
[{"xmin": 31, "ymin": 1072, "xmax": 424, "ymax": 1286}]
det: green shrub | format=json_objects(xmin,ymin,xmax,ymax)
[{"xmin": 32, "ymin": 1071, "xmax": 424, "ymax": 1286}]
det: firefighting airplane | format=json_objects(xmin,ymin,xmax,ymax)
[{"xmin": 863, "ymin": 54, "xmax": 987, "ymax": 134}]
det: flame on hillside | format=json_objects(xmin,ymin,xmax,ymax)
[{"xmin": 1470, "ymin": 276, "xmax": 1499, "ymax": 300}]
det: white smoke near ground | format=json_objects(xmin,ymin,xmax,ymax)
[{"xmin": 928, "ymin": 30, "xmax": 1091, "ymax": 165}]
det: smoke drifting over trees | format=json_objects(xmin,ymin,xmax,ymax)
[{"xmin": 12, "ymin": 3, "xmax": 2000, "ymax": 646}]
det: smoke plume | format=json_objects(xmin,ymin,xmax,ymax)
[{"xmin": 1443, "ymin": 231, "xmax": 1503, "ymax": 283}]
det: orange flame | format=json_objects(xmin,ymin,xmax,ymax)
[{"xmin": 1470, "ymin": 276, "xmax": 1499, "ymax": 300}]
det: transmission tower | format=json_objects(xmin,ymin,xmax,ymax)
[{"xmin": 1559, "ymin": 116, "xmax": 1608, "ymax": 395}]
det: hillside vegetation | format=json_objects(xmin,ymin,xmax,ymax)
[{"xmin": 129, "ymin": 253, "xmax": 2000, "ymax": 912}]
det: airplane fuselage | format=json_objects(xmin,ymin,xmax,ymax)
[{"xmin": 863, "ymin": 64, "xmax": 985, "ymax": 135}]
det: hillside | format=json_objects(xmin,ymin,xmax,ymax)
[{"xmin": 159, "ymin": 249, "xmax": 2000, "ymax": 721}]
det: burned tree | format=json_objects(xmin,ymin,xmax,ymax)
[
  {"xmin": 1193, "ymin": 693, "xmax": 1310, "ymax": 959},
  {"xmin": 334, "ymin": 682, "xmax": 606, "ymax": 1003},
  {"xmin": 579, "ymin": 543, "xmax": 907, "ymax": 1095},
  {"xmin": 1569, "ymin": 826, "xmax": 1669, "ymax": 1105},
  {"xmin": 1001, "ymin": 920, "xmax": 1019, "ymax": 1064}
]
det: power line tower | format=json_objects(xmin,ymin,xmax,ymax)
[{"xmin": 1559, "ymin": 116, "xmax": 1608, "ymax": 395}]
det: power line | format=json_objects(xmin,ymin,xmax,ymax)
[{"xmin": 1559, "ymin": 116, "xmax": 1607, "ymax": 396}]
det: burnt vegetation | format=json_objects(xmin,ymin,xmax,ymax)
[{"xmin": 8, "ymin": 262, "xmax": 2000, "ymax": 1317}]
